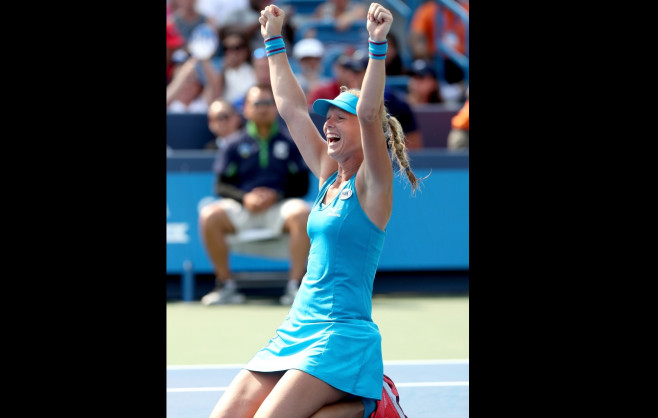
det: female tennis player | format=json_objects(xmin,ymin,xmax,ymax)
[{"xmin": 208, "ymin": 3, "xmax": 417, "ymax": 417}]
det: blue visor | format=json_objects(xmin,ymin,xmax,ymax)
[{"xmin": 312, "ymin": 91, "xmax": 359, "ymax": 117}]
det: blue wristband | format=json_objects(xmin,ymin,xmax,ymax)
[
  {"xmin": 368, "ymin": 38, "xmax": 387, "ymax": 60},
  {"xmin": 264, "ymin": 35, "xmax": 286, "ymax": 57}
]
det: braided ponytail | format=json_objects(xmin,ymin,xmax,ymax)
[{"xmin": 386, "ymin": 115, "xmax": 420, "ymax": 193}]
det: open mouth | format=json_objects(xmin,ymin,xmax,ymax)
[{"xmin": 327, "ymin": 134, "xmax": 341, "ymax": 144}]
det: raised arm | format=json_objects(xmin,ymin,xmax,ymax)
[
  {"xmin": 258, "ymin": 5, "xmax": 336, "ymax": 182},
  {"xmin": 356, "ymin": 3, "xmax": 394, "ymax": 200},
  {"xmin": 166, "ymin": 57, "xmax": 198, "ymax": 106}
]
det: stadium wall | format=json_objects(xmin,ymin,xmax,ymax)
[{"xmin": 167, "ymin": 149, "xmax": 469, "ymax": 281}]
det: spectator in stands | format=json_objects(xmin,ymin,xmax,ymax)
[
  {"xmin": 306, "ymin": 48, "xmax": 354, "ymax": 106},
  {"xmin": 222, "ymin": 0, "xmax": 295, "ymax": 53},
  {"xmin": 203, "ymin": 99, "xmax": 244, "ymax": 150},
  {"xmin": 406, "ymin": 58, "xmax": 443, "ymax": 106},
  {"xmin": 252, "ymin": 47, "xmax": 271, "ymax": 87},
  {"xmin": 313, "ymin": 0, "xmax": 367, "ymax": 31},
  {"xmin": 292, "ymin": 37, "xmax": 331, "ymax": 96},
  {"xmin": 167, "ymin": 21, "xmax": 186, "ymax": 85},
  {"xmin": 338, "ymin": 49, "xmax": 424, "ymax": 148},
  {"xmin": 195, "ymin": 0, "xmax": 249, "ymax": 34},
  {"xmin": 169, "ymin": 0, "xmax": 208, "ymax": 52},
  {"xmin": 217, "ymin": 32, "xmax": 257, "ymax": 106},
  {"xmin": 339, "ymin": 49, "xmax": 368, "ymax": 89},
  {"xmin": 447, "ymin": 88, "xmax": 468, "ymax": 150},
  {"xmin": 409, "ymin": 0, "xmax": 437, "ymax": 62},
  {"xmin": 230, "ymin": 47, "xmax": 271, "ymax": 113},
  {"xmin": 408, "ymin": 0, "xmax": 469, "ymax": 84},
  {"xmin": 199, "ymin": 84, "xmax": 311, "ymax": 306},
  {"xmin": 384, "ymin": 86, "xmax": 423, "ymax": 149},
  {"xmin": 166, "ymin": 53, "xmax": 222, "ymax": 113},
  {"xmin": 384, "ymin": 32, "xmax": 407, "ymax": 76}
]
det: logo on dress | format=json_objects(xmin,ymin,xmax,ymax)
[
  {"xmin": 326, "ymin": 207, "xmax": 341, "ymax": 217},
  {"xmin": 339, "ymin": 189, "xmax": 353, "ymax": 200}
]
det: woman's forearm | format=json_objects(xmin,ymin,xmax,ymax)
[{"xmin": 267, "ymin": 51, "xmax": 309, "ymax": 121}]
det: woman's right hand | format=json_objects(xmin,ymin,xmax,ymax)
[{"xmin": 259, "ymin": 5, "xmax": 285, "ymax": 40}]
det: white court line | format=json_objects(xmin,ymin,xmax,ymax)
[
  {"xmin": 167, "ymin": 364, "xmax": 245, "ymax": 370},
  {"xmin": 168, "ymin": 386, "xmax": 229, "ymax": 393},
  {"xmin": 167, "ymin": 359, "xmax": 468, "ymax": 370},
  {"xmin": 167, "ymin": 381, "xmax": 469, "ymax": 393},
  {"xmin": 396, "ymin": 381, "xmax": 469, "ymax": 387},
  {"xmin": 383, "ymin": 359, "xmax": 469, "ymax": 366}
]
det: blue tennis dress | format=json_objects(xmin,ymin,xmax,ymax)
[{"xmin": 244, "ymin": 171, "xmax": 385, "ymax": 400}]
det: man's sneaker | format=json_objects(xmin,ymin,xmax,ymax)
[
  {"xmin": 200, "ymin": 284, "xmax": 246, "ymax": 306},
  {"xmin": 279, "ymin": 280, "xmax": 300, "ymax": 306}
]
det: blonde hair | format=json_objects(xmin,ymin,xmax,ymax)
[{"xmin": 342, "ymin": 86, "xmax": 420, "ymax": 193}]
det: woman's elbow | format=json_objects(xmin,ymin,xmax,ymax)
[
  {"xmin": 356, "ymin": 104, "xmax": 379, "ymax": 123},
  {"xmin": 279, "ymin": 103, "xmax": 307, "ymax": 122}
]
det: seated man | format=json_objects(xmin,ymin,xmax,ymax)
[{"xmin": 199, "ymin": 84, "xmax": 311, "ymax": 306}]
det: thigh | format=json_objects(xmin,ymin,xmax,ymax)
[
  {"xmin": 209, "ymin": 369, "xmax": 283, "ymax": 418},
  {"xmin": 200, "ymin": 199, "xmax": 238, "ymax": 233},
  {"xmin": 255, "ymin": 369, "xmax": 348, "ymax": 418},
  {"xmin": 309, "ymin": 399, "xmax": 365, "ymax": 418},
  {"xmin": 213, "ymin": 198, "xmax": 249, "ymax": 231},
  {"xmin": 258, "ymin": 200, "xmax": 289, "ymax": 235},
  {"xmin": 255, "ymin": 199, "xmax": 309, "ymax": 235},
  {"xmin": 280, "ymin": 198, "xmax": 310, "ymax": 219},
  {"xmin": 279, "ymin": 198, "xmax": 311, "ymax": 232}
]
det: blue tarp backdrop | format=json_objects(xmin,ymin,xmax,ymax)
[{"xmin": 167, "ymin": 156, "xmax": 468, "ymax": 275}]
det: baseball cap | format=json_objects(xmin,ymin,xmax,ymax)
[
  {"xmin": 410, "ymin": 59, "xmax": 437, "ymax": 78},
  {"xmin": 293, "ymin": 38, "xmax": 325, "ymax": 60},
  {"xmin": 339, "ymin": 49, "xmax": 369, "ymax": 72},
  {"xmin": 312, "ymin": 91, "xmax": 359, "ymax": 117}
]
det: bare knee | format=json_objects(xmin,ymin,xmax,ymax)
[
  {"xmin": 283, "ymin": 203, "xmax": 310, "ymax": 233},
  {"xmin": 209, "ymin": 370, "xmax": 281, "ymax": 418},
  {"xmin": 199, "ymin": 203, "xmax": 234, "ymax": 233}
]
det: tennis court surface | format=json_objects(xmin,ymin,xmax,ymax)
[
  {"xmin": 167, "ymin": 360, "xmax": 468, "ymax": 417},
  {"xmin": 167, "ymin": 294, "xmax": 468, "ymax": 416}
]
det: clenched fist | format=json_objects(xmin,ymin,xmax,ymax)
[
  {"xmin": 366, "ymin": 3, "xmax": 393, "ymax": 43},
  {"xmin": 259, "ymin": 4, "xmax": 286, "ymax": 40}
]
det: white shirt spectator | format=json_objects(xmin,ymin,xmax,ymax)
[
  {"xmin": 167, "ymin": 96, "xmax": 209, "ymax": 113},
  {"xmin": 223, "ymin": 62, "xmax": 257, "ymax": 105},
  {"xmin": 195, "ymin": 0, "xmax": 249, "ymax": 29}
]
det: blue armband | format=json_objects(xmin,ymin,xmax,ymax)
[
  {"xmin": 368, "ymin": 38, "xmax": 387, "ymax": 60},
  {"xmin": 264, "ymin": 36, "xmax": 286, "ymax": 57}
]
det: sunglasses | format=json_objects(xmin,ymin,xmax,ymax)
[
  {"xmin": 253, "ymin": 99, "xmax": 275, "ymax": 107},
  {"xmin": 223, "ymin": 44, "xmax": 246, "ymax": 52},
  {"xmin": 209, "ymin": 113, "xmax": 232, "ymax": 121}
]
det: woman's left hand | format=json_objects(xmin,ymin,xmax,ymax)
[{"xmin": 366, "ymin": 3, "xmax": 393, "ymax": 42}]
